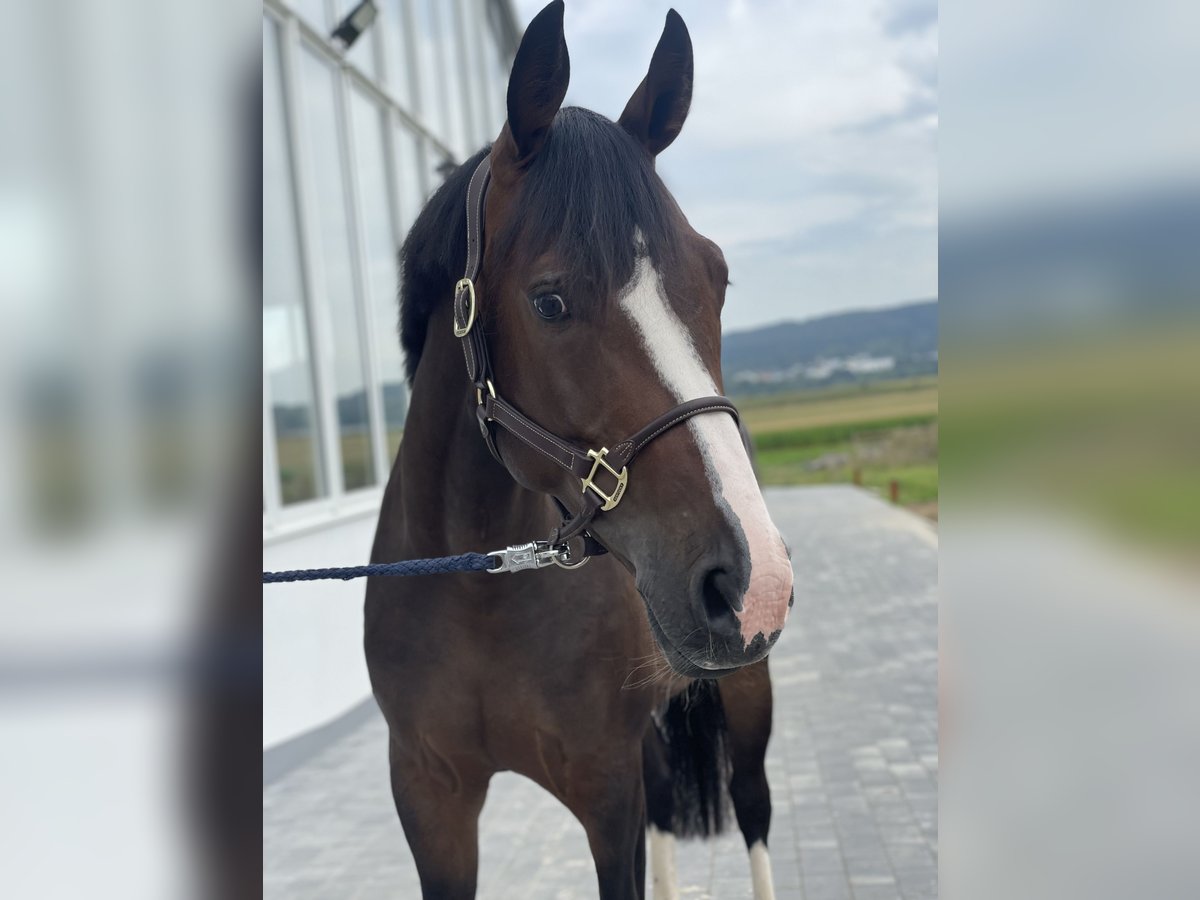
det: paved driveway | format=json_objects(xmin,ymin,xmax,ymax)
[{"xmin": 263, "ymin": 486, "xmax": 938, "ymax": 899}]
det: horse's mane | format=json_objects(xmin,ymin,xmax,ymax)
[{"xmin": 398, "ymin": 106, "xmax": 680, "ymax": 383}]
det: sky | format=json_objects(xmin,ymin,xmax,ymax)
[{"xmin": 512, "ymin": 0, "xmax": 938, "ymax": 332}]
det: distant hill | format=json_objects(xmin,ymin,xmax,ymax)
[{"xmin": 721, "ymin": 300, "xmax": 937, "ymax": 392}]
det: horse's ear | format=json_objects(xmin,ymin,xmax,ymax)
[
  {"xmin": 496, "ymin": 0, "xmax": 569, "ymax": 169},
  {"xmin": 618, "ymin": 9, "xmax": 693, "ymax": 157}
]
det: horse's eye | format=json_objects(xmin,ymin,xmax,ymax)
[{"xmin": 531, "ymin": 293, "xmax": 568, "ymax": 321}]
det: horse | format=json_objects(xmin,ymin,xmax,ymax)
[{"xmin": 365, "ymin": 4, "xmax": 794, "ymax": 898}]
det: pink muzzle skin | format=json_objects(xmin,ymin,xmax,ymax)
[{"xmin": 689, "ymin": 413, "xmax": 793, "ymax": 645}]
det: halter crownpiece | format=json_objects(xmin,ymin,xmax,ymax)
[{"xmin": 452, "ymin": 154, "xmax": 740, "ymax": 561}]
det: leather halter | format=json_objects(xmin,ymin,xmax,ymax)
[{"xmin": 451, "ymin": 154, "xmax": 740, "ymax": 561}]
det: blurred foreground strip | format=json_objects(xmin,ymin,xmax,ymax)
[
  {"xmin": 941, "ymin": 513, "xmax": 1200, "ymax": 900},
  {"xmin": 941, "ymin": 0, "xmax": 1200, "ymax": 881},
  {"xmin": 0, "ymin": 0, "xmax": 260, "ymax": 897},
  {"xmin": 941, "ymin": 0, "xmax": 1199, "ymax": 889}
]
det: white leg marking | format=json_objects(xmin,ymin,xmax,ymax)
[
  {"xmin": 618, "ymin": 252, "xmax": 794, "ymax": 645},
  {"xmin": 648, "ymin": 825, "xmax": 679, "ymax": 900},
  {"xmin": 749, "ymin": 840, "xmax": 777, "ymax": 900}
]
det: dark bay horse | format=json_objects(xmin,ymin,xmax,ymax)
[{"xmin": 365, "ymin": 4, "xmax": 793, "ymax": 898}]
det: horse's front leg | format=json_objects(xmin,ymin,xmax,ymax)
[
  {"xmin": 388, "ymin": 733, "xmax": 490, "ymax": 900},
  {"xmin": 566, "ymin": 749, "xmax": 647, "ymax": 900},
  {"xmin": 720, "ymin": 659, "xmax": 777, "ymax": 900}
]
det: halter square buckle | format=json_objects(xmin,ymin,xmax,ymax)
[{"xmin": 581, "ymin": 448, "xmax": 628, "ymax": 511}]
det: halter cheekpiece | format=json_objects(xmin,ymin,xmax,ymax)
[{"xmin": 452, "ymin": 155, "xmax": 740, "ymax": 567}]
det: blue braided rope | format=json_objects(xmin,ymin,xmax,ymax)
[{"xmin": 263, "ymin": 552, "xmax": 495, "ymax": 584}]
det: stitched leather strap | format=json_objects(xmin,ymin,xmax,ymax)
[
  {"xmin": 551, "ymin": 397, "xmax": 740, "ymax": 545},
  {"xmin": 462, "ymin": 156, "xmax": 490, "ymax": 281},
  {"xmin": 452, "ymin": 155, "xmax": 739, "ymax": 555},
  {"xmin": 453, "ymin": 157, "xmax": 493, "ymax": 391},
  {"xmin": 480, "ymin": 393, "xmax": 739, "ymax": 545}
]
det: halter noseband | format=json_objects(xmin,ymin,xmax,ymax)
[{"xmin": 451, "ymin": 155, "xmax": 740, "ymax": 564}]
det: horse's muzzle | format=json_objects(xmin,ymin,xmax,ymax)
[{"xmin": 637, "ymin": 548, "xmax": 790, "ymax": 677}]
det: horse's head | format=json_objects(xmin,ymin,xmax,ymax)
[{"xmin": 475, "ymin": 2, "xmax": 793, "ymax": 677}]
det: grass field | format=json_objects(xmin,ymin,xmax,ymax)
[
  {"xmin": 740, "ymin": 378, "xmax": 938, "ymax": 431},
  {"xmin": 739, "ymin": 377, "xmax": 939, "ymax": 509}
]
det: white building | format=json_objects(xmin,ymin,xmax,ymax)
[{"xmin": 263, "ymin": 0, "xmax": 519, "ymax": 749}]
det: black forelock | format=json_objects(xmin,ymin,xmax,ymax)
[
  {"xmin": 493, "ymin": 106, "xmax": 680, "ymax": 296},
  {"xmin": 398, "ymin": 107, "xmax": 679, "ymax": 383}
]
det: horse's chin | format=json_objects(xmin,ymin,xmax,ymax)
[{"xmin": 638, "ymin": 591, "xmax": 766, "ymax": 679}]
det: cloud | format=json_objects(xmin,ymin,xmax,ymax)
[
  {"xmin": 511, "ymin": 0, "xmax": 938, "ymax": 329},
  {"xmin": 685, "ymin": 2, "xmax": 925, "ymax": 145},
  {"xmin": 688, "ymin": 194, "xmax": 873, "ymax": 250},
  {"xmin": 883, "ymin": 0, "xmax": 939, "ymax": 37}
]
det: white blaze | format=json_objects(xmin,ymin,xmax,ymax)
[
  {"xmin": 648, "ymin": 825, "xmax": 678, "ymax": 900},
  {"xmin": 618, "ymin": 252, "xmax": 793, "ymax": 646}
]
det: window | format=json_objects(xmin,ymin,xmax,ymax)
[
  {"xmin": 298, "ymin": 46, "xmax": 377, "ymax": 492},
  {"xmin": 459, "ymin": 0, "xmax": 498, "ymax": 147},
  {"xmin": 264, "ymin": 19, "xmax": 325, "ymax": 505},
  {"xmin": 412, "ymin": 0, "xmax": 469, "ymax": 158},
  {"xmin": 350, "ymin": 88, "xmax": 408, "ymax": 460},
  {"xmin": 480, "ymin": 1, "xmax": 510, "ymax": 132},
  {"xmin": 393, "ymin": 122, "xmax": 426, "ymax": 230},
  {"xmin": 442, "ymin": 0, "xmax": 479, "ymax": 156},
  {"xmin": 262, "ymin": 0, "xmax": 517, "ymax": 529},
  {"xmin": 379, "ymin": 0, "xmax": 415, "ymax": 109},
  {"xmin": 291, "ymin": 0, "xmax": 328, "ymax": 31}
]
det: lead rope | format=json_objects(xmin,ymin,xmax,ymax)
[
  {"xmin": 263, "ymin": 553, "xmax": 495, "ymax": 583},
  {"xmin": 262, "ymin": 540, "xmax": 589, "ymax": 585}
]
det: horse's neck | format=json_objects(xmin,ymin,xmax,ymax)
[{"xmin": 394, "ymin": 327, "xmax": 544, "ymax": 551}]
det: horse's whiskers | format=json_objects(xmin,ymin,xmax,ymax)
[{"xmin": 621, "ymin": 652, "xmax": 672, "ymax": 691}]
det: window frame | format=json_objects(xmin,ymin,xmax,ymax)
[{"xmin": 262, "ymin": 0, "xmax": 517, "ymax": 539}]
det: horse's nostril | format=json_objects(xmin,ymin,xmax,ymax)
[{"xmin": 700, "ymin": 567, "xmax": 743, "ymax": 630}]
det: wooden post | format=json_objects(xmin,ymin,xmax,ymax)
[
  {"xmin": 852, "ymin": 467, "xmax": 862, "ymax": 486},
  {"xmin": 889, "ymin": 479, "xmax": 899, "ymax": 503}
]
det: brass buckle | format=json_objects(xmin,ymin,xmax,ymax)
[
  {"xmin": 453, "ymin": 278, "xmax": 476, "ymax": 337},
  {"xmin": 581, "ymin": 447, "xmax": 628, "ymax": 511}
]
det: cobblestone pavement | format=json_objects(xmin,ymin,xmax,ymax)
[{"xmin": 263, "ymin": 486, "xmax": 938, "ymax": 899}]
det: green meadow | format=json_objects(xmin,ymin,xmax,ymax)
[{"xmin": 738, "ymin": 378, "xmax": 939, "ymax": 511}]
